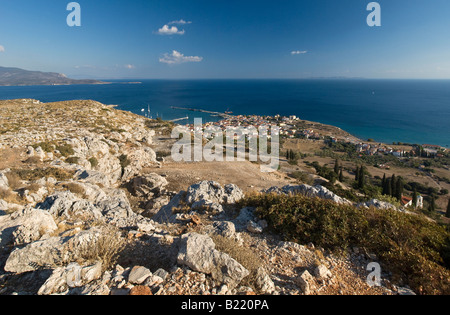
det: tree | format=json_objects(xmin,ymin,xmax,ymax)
[
  {"xmin": 391, "ymin": 175, "xmax": 397, "ymax": 198},
  {"xmin": 446, "ymin": 199, "xmax": 450, "ymax": 218},
  {"xmin": 339, "ymin": 168, "xmax": 344, "ymax": 182},
  {"xmin": 428, "ymin": 194, "xmax": 436, "ymax": 213},
  {"xmin": 412, "ymin": 189, "xmax": 418, "ymax": 208},
  {"xmin": 358, "ymin": 166, "xmax": 365, "ymax": 189},
  {"xmin": 355, "ymin": 167, "xmax": 360, "ymax": 182},
  {"xmin": 395, "ymin": 177, "xmax": 404, "ymax": 201},
  {"xmin": 334, "ymin": 159, "xmax": 340, "ymax": 175},
  {"xmin": 386, "ymin": 179, "xmax": 392, "ymax": 197},
  {"xmin": 381, "ymin": 174, "xmax": 387, "ymax": 195}
]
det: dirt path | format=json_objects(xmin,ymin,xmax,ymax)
[{"xmin": 146, "ymin": 160, "xmax": 293, "ymax": 194}]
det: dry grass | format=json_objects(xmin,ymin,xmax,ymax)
[
  {"xmin": 64, "ymin": 182, "xmax": 85, "ymax": 196},
  {"xmin": 77, "ymin": 226, "xmax": 126, "ymax": 272},
  {"xmin": 0, "ymin": 187, "xmax": 20, "ymax": 204},
  {"xmin": 5, "ymin": 172, "xmax": 22, "ymax": 190}
]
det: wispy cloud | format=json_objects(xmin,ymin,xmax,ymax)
[
  {"xmin": 168, "ymin": 19, "xmax": 192, "ymax": 25},
  {"xmin": 124, "ymin": 64, "xmax": 136, "ymax": 69},
  {"xmin": 0, "ymin": 45, "xmax": 5, "ymax": 53},
  {"xmin": 159, "ymin": 50, "xmax": 203, "ymax": 65},
  {"xmin": 291, "ymin": 50, "xmax": 308, "ymax": 55},
  {"xmin": 157, "ymin": 24, "xmax": 185, "ymax": 35}
]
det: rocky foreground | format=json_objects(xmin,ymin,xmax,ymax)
[{"xmin": 0, "ymin": 99, "xmax": 414, "ymax": 295}]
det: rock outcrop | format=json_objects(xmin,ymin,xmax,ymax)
[{"xmin": 264, "ymin": 184, "xmax": 352, "ymax": 205}]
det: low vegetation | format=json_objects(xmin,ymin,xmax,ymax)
[
  {"xmin": 11, "ymin": 167, "xmax": 75, "ymax": 182},
  {"xmin": 240, "ymin": 193, "xmax": 450, "ymax": 295},
  {"xmin": 77, "ymin": 226, "xmax": 126, "ymax": 272}
]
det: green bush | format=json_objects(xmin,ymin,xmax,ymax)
[
  {"xmin": 65, "ymin": 157, "xmax": 79, "ymax": 165},
  {"xmin": 56, "ymin": 144, "xmax": 75, "ymax": 158},
  {"xmin": 32, "ymin": 141, "xmax": 56, "ymax": 153},
  {"xmin": 88, "ymin": 157, "xmax": 99, "ymax": 168},
  {"xmin": 119, "ymin": 154, "xmax": 131, "ymax": 169},
  {"xmin": 240, "ymin": 193, "xmax": 450, "ymax": 295},
  {"xmin": 11, "ymin": 168, "xmax": 74, "ymax": 182}
]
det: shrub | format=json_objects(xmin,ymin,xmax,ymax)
[
  {"xmin": 64, "ymin": 182, "xmax": 85, "ymax": 196},
  {"xmin": 11, "ymin": 168, "xmax": 74, "ymax": 182},
  {"xmin": 32, "ymin": 141, "xmax": 56, "ymax": 153},
  {"xmin": 56, "ymin": 144, "xmax": 75, "ymax": 158},
  {"xmin": 240, "ymin": 193, "xmax": 450, "ymax": 295},
  {"xmin": 88, "ymin": 157, "xmax": 99, "ymax": 168},
  {"xmin": 119, "ymin": 154, "xmax": 131, "ymax": 169},
  {"xmin": 65, "ymin": 157, "xmax": 80, "ymax": 165},
  {"xmin": 0, "ymin": 187, "xmax": 19, "ymax": 204},
  {"xmin": 77, "ymin": 226, "xmax": 126, "ymax": 272},
  {"xmin": 5, "ymin": 172, "xmax": 22, "ymax": 190}
]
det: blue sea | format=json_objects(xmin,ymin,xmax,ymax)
[{"xmin": 0, "ymin": 79, "xmax": 449, "ymax": 147}]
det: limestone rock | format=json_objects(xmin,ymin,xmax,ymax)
[
  {"xmin": 128, "ymin": 266, "xmax": 152, "ymax": 285},
  {"xmin": 0, "ymin": 207, "xmax": 58, "ymax": 248},
  {"xmin": 37, "ymin": 261, "xmax": 103, "ymax": 295},
  {"xmin": 255, "ymin": 267, "xmax": 275, "ymax": 294},
  {"xmin": 130, "ymin": 173, "xmax": 168, "ymax": 197},
  {"xmin": 296, "ymin": 270, "xmax": 315, "ymax": 295},
  {"xmin": 177, "ymin": 233, "xmax": 249, "ymax": 289},
  {"xmin": 264, "ymin": 184, "xmax": 352, "ymax": 205}
]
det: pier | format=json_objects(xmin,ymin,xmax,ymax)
[
  {"xmin": 171, "ymin": 106, "xmax": 234, "ymax": 119},
  {"xmin": 169, "ymin": 116, "xmax": 189, "ymax": 123}
]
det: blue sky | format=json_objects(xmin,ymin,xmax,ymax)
[{"xmin": 1, "ymin": 0, "xmax": 450, "ymax": 79}]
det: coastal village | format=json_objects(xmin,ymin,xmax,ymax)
[{"xmin": 184, "ymin": 113, "xmax": 448, "ymax": 158}]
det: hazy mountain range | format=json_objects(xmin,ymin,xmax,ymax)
[{"xmin": 0, "ymin": 66, "xmax": 105, "ymax": 86}]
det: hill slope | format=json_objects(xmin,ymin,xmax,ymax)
[{"xmin": 0, "ymin": 66, "xmax": 104, "ymax": 86}]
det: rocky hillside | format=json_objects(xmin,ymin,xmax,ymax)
[
  {"xmin": 0, "ymin": 99, "xmax": 418, "ymax": 295},
  {"xmin": 0, "ymin": 67, "xmax": 104, "ymax": 86}
]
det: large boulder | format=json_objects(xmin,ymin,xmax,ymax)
[
  {"xmin": 0, "ymin": 207, "xmax": 58, "ymax": 248},
  {"xmin": 152, "ymin": 181, "xmax": 244, "ymax": 224},
  {"xmin": 4, "ymin": 227, "xmax": 105, "ymax": 274},
  {"xmin": 121, "ymin": 148, "xmax": 157, "ymax": 181},
  {"xmin": 36, "ymin": 186, "xmax": 138, "ymax": 227},
  {"xmin": 130, "ymin": 173, "xmax": 168, "ymax": 198},
  {"xmin": 177, "ymin": 233, "xmax": 249, "ymax": 289}
]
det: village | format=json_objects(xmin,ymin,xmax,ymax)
[{"xmin": 183, "ymin": 114, "xmax": 448, "ymax": 160}]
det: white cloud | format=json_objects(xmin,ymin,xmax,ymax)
[
  {"xmin": 159, "ymin": 50, "xmax": 203, "ymax": 65},
  {"xmin": 291, "ymin": 50, "xmax": 308, "ymax": 55},
  {"xmin": 157, "ymin": 24, "xmax": 185, "ymax": 35},
  {"xmin": 0, "ymin": 45, "xmax": 5, "ymax": 52},
  {"xmin": 168, "ymin": 19, "xmax": 192, "ymax": 25},
  {"xmin": 125, "ymin": 64, "xmax": 136, "ymax": 69}
]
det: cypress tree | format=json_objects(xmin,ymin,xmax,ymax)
[
  {"xmin": 412, "ymin": 189, "xmax": 418, "ymax": 208},
  {"xmin": 428, "ymin": 195, "xmax": 436, "ymax": 213},
  {"xmin": 339, "ymin": 168, "xmax": 344, "ymax": 182},
  {"xmin": 391, "ymin": 174, "xmax": 397, "ymax": 198},
  {"xmin": 381, "ymin": 174, "xmax": 387, "ymax": 195},
  {"xmin": 358, "ymin": 166, "xmax": 365, "ymax": 189},
  {"xmin": 355, "ymin": 167, "xmax": 360, "ymax": 182},
  {"xmin": 446, "ymin": 199, "xmax": 450, "ymax": 218},
  {"xmin": 334, "ymin": 159, "xmax": 340, "ymax": 174},
  {"xmin": 386, "ymin": 179, "xmax": 392, "ymax": 197},
  {"xmin": 395, "ymin": 177, "xmax": 404, "ymax": 201}
]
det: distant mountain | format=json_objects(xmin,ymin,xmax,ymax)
[{"xmin": 0, "ymin": 66, "xmax": 105, "ymax": 86}]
